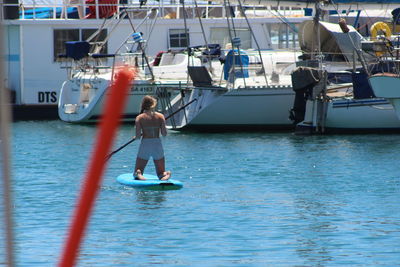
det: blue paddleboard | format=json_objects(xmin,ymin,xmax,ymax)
[{"xmin": 117, "ymin": 173, "xmax": 183, "ymax": 190}]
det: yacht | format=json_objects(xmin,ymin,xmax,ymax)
[{"xmin": 290, "ymin": 19, "xmax": 400, "ymax": 134}]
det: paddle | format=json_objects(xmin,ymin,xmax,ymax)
[{"xmin": 106, "ymin": 98, "xmax": 196, "ymax": 161}]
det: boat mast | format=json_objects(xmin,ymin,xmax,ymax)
[
  {"xmin": 237, "ymin": 0, "xmax": 269, "ymax": 85},
  {"xmin": 193, "ymin": 0, "xmax": 213, "ymax": 71},
  {"xmin": 181, "ymin": 0, "xmax": 191, "ymax": 85},
  {"xmin": 223, "ymin": 0, "xmax": 247, "ymax": 88}
]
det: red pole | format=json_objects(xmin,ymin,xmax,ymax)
[{"xmin": 59, "ymin": 67, "xmax": 135, "ymax": 267}]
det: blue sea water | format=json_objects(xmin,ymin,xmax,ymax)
[{"xmin": 3, "ymin": 121, "xmax": 400, "ymax": 266}]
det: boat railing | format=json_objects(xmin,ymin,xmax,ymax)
[
  {"xmin": 59, "ymin": 50, "xmax": 153, "ymax": 80},
  {"xmin": 3, "ymin": 1, "xmax": 305, "ymax": 20}
]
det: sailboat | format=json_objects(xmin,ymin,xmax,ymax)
[
  {"xmin": 165, "ymin": 0, "xmax": 400, "ymax": 132},
  {"xmin": 291, "ymin": 19, "xmax": 400, "ymax": 134},
  {"xmin": 268, "ymin": 0, "xmax": 400, "ymax": 134},
  {"xmin": 165, "ymin": 1, "xmax": 305, "ymax": 131},
  {"xmin": 369, "ymin": 74, "xmax": 400, "ymax": 121},
  {"xmin": 367, "ymin": 9, "xmax": 400, "ymax": 120},
  {"xmin": 57, "ymin": 8, "xmax": 201, "ymax": 123}
]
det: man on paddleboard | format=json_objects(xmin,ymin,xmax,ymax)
[{"xmin": 133, "ymin": 95, "xmax": 171, "ymax": 181}]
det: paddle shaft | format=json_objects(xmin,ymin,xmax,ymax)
[{"xmin": 106, "ymin": 98, "xmax": 196, "ymax": 160}]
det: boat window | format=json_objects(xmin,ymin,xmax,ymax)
[
  {"xmin": 53, "ymin": 28, "xmax": 108, "ymax": 61},
  {"xmin": 209, "ymin": 27, "xmax": 251, "ymax": 49},
  {"xmin": 82, "ymin": 29, "xmax": 108, "ymax": 54},
  {"xmin": 266, "ymin": 23, "xmax": 299, "ymax": 50},
  {"xmin": 169, "ymin": 29, "xmax": 189, "ymax": 49},
  {"xmin": 54, "ymin": 29, "xmax": 79, "ymax": 61}
]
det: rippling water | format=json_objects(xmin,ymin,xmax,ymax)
[{"xmin": 4, "ymin": 121, "xmax": 400, "ymax": 266}]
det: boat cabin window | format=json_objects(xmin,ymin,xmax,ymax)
[
  {"xmin": 210, "ymin": 27, "xmax": 251, "ymax": 49},
  {"xmin": 54, "ymin": 29, "xmax": 79, "ymax": 61},
  {"xmin": 266, "ymin": 23, "xmax": 299, "ymax": 50},
  {"xmin": 54, "ymin": 29, "xmax": 108, "ymax": 61},
  {"xmin": 169, "ymin": 29, "xmax": 190, "ymax": 49}
]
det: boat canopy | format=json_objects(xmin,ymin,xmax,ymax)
[{"xmin": 298, "ymin": 20, "xmax": 364, "ymax": 62}]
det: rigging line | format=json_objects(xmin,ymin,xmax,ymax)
[
  {"xmin": 115, "ymin": 9, "xmax": 152, "ymax": 53},
  {"xmin": 263, "ymin": 5, "xmax": 300, "ymax": 61},
  {"xmin": 223, "ymin": 0, "xmax": 236, "ymax": 88},
  {"xmin": 193, "ymin": 0, "xmax": 212, "ymax": 67},
  {"xmin": 126, "ymin": 9, "xmax": 154, "ymax": 80},
  {"xmin": 227, "ymin": 0, "xmax": 237, "ymax": 37},
  {"xmin": 237, "ymin": 0, "xmax": 268, "ymax": 86},
  {"xmin": 0, "ymin": 25, "xmax": 15, "ymax": 267},
  {"xmin": 266, "ymin": 6, "xmax": 298, "ymax": 34},
  {"xmin": 92, "ymin": 11, "xmax": 127, "ymax": 53},
  {"xmin": 86, "ymin": 10, "xmax": 127, "ymax": 53},
  {"xmin": 142, "ymin": 8, "xmax": 159, "ymax": 51},
  {"xmin": 330, "ymin": 0, "xmax": 373, "ymax": 75},
  {"xmin": 89, "ymin": 16, "xmax": 111, "ymax": 54},
  {"xmin": 224, "ymin": 0, "xmax": 246, "ymax": 88}
]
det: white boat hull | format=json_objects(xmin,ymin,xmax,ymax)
[
  {"xmin": 58, "ymin": 75, "xmax": 181, "ymax": 123},
  {"xmin": 369, "ymin": 75, "xmax": 400, "ymax": 121},
  {"xmin": 296, "ymin": 98, "xmax": 400, "ymax": 134},
  {"xmin": 167, "ymin": 85, "xmax": 295, "ymax": 130}
]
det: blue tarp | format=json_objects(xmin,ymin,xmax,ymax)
[
  {"xmin": 223, "ymin": 50, "xmax": 249, "ymax": 81},
  {"xmin": 20, "ymin": 7, "xmax": 80, "ymax": 19}
]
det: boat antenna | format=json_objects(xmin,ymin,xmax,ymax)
[{"xmin": 193, "ymin": 0, "xmax": 213, "ymax": 70}]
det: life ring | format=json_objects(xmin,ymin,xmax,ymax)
[
  {"xmin": 370, "ymin": 22, "xmax": 392, "ymax": 57},
  {"xmin": 370, "ymin": 21, "xmax": 392, "ymax": 40}
]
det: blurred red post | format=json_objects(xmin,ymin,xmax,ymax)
[{"xmin": 59, "ymin": 67, "xmax": 135, "ymax": 267}]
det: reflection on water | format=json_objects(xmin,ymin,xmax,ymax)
[
  {"xmin": 135, "ymin": 191, "xmax": 166, "ymax": 210},
  {"xmin": 294, "ymin": 197, "xmax": 336, "ymax": 266}
]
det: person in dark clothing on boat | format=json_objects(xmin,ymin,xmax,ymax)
[{"xmin": 133, "ymin": 95, "xmax": 171, "ymax": 181}]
